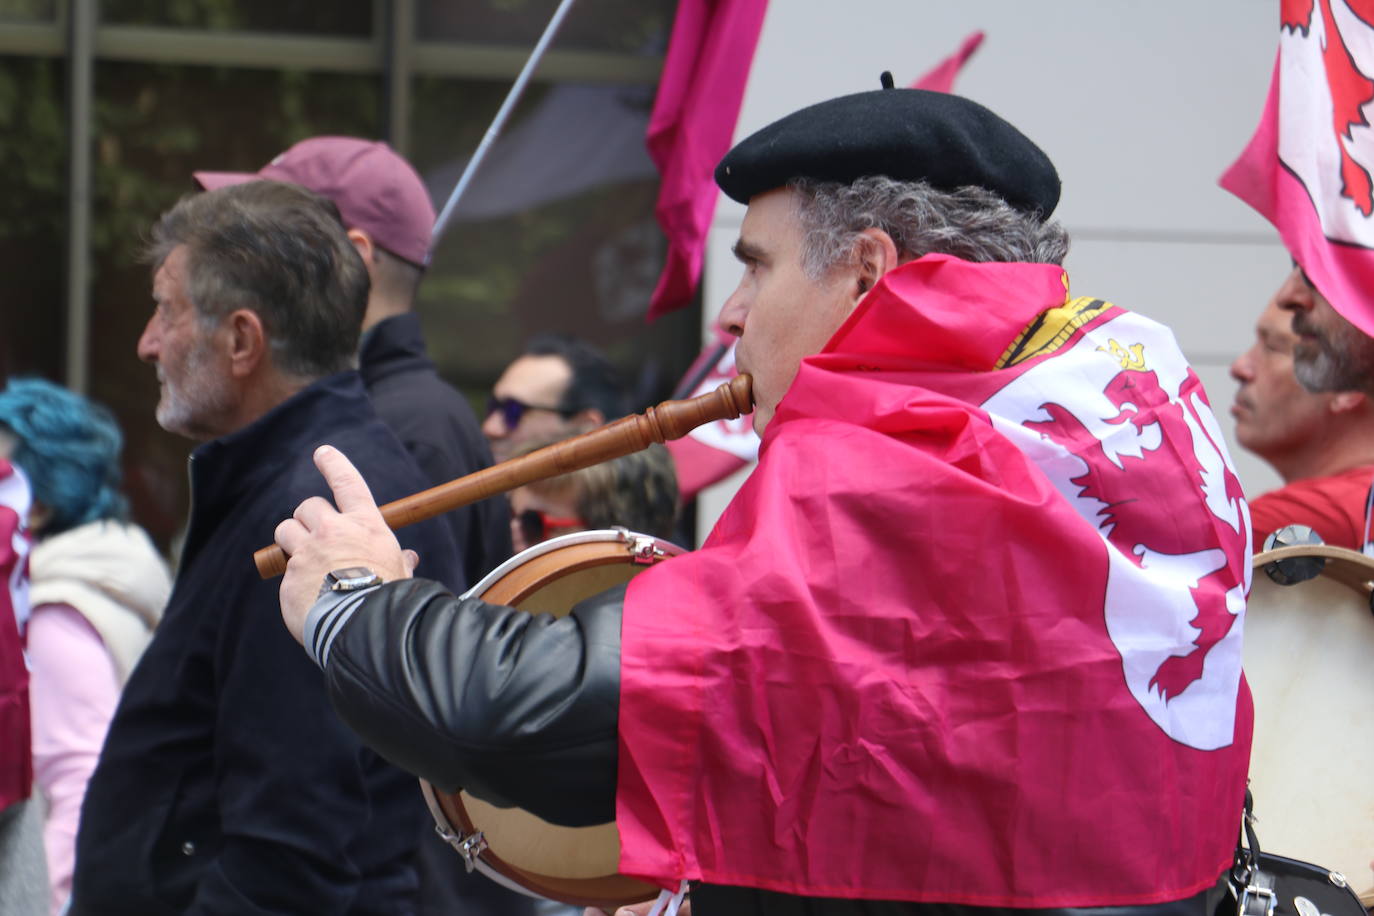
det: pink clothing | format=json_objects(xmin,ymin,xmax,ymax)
[
  {"xmin": 24, "ymin": 518, "xmax": 168, "ymax": 914},
  {"xmin": 1249, "ymin": 464, "xmax": 1374, "ymax": 551},
  {"xmin": 28, "ymin": 603, "xmax": 119, "ymax": 914}
]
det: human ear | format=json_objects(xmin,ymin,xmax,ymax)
[
  {"xmin": 346, "ymin": 228, "xmax": 376, "ymax": 267},
  {"xmin": 225, "ymin": 309, "xmax": 267, "ymax": 378},
  {"xmin": 852, "ymin": 228, "xmax": 899, "ymax": 298}
]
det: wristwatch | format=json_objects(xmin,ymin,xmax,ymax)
[{"xmin": 322, "ymin": 566, "xmax": 382, "ymax": 594}]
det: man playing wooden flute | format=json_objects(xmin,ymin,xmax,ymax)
[{"xmin": 275, "ymin": 81, "xmax": 1254, "ymax": 916}]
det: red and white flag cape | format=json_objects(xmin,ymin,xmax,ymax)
[
  {"xmin": 1222, "ymin": 0, "xmax": 1374, "ymax": 334},
  {"xmin": 617, "ymin": 256, "xmax": 1252, "ymax": 905}
]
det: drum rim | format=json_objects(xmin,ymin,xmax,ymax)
[
  {"xmin": 1251, "ymin": 543, "xmax": 1374, "ymax": 599},
  {"xmin": 433, "ymin": 528, "xmax": 680, "ymax": 907},
  {"xmin": 423, "ymin": 782, "xmax": 661, "ymax": 907},
  {"xmin": 462, "ymin": 527, "xmax": 686, "ymax": 600}
]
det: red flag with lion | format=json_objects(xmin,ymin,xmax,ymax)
[{"xmin": 1222, "ymin": 0, "xmax": 1374, "ymax": 334}]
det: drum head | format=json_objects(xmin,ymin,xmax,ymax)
[
  {"xmin": 425, "ymin": 529, "xmax": 682, "ymax": 907},
  {"xmin": 1247, "ymin": 545, "xmax": 1374, "ymax": 902}
]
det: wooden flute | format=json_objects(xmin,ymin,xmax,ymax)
[{"xmin": 253, "ymin": 374, "xmax": 753, "ymax": 578}]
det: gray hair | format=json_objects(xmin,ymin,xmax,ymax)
[
  {"xmin": 790, "ymin": 176, "xmax": 1070, "ymax": 280},
  {"xmin": 145, "ymin": 180, "xmax": 368, "ymax": 379}
]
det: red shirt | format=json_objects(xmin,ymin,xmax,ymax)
[{"xmin": 1249, "ymin": 464, "xmax": 1374, "ymax": 551}]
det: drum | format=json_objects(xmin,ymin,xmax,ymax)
[
  {"xmin": 420, "ymin": 528, "xmax": 683, "ymax": 908},
  {"xmin": 1246, "ymin": 544, "xmax": 1374, "ymax": 904}
]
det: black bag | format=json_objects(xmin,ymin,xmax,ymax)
[{"xmin": 1229, "ymin": 790, "xmax": 1368, "ymax": 916}]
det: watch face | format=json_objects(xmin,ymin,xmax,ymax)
[{"xmin": 333, "ymin": 566, "xmax": 374, "ymax": 581}]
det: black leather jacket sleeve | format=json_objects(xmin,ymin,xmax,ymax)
[{"xmin": 319, "ymin": 578, "xmax": 625, "ymax": 828}]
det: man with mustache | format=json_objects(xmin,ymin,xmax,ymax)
[
  {"xmin": 1276, "ymin": 266, "xmax": 1374, "ymax": 396},
  {"xmin": 1230, "ymin": 280, "xmax": 1374, "ymax": 550}
]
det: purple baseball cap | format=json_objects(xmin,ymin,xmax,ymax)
[{"xmin": 194, "ymin": 136, "xmax": 436, "ymax": 267}]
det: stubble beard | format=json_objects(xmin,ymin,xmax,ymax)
[
  {"xmin": 1290, "ymin": 313, "xmax": 1374, "ymax": 394},
  {"xmin": 155, "ymin": 337, "xmax": 234, "ymax": 441}
]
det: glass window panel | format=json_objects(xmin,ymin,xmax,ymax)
[
  {"xmin": 88, "ymin": 60, "xmax": 381, "ymax": 550},
  {"xmin": 6, "ymin": 3, "xmax": 680, "ymax": 551},
  {"xmin": 416, "ymin": 0, "xmax": 677, "ymax": 55},
  {"xmin": 0, "ymin": 0, "xmax": 56, "ymax": 22},
  {"xmin": 410, "ymin": 73, "xmax": 698, "ymax": 424},
  {"xmin": 100, "ymin": 0, "xmax": 372, "ymax": 36},
  {"xmin": 0, "ymin": 54, "xmax": 65, "ymax": 382}
]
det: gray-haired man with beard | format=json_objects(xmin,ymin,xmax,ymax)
[
  {"xmin": 1231, "ymin": 269, "xmax": 1374, "ymax": 550},
  {"xmin": 70, "ymin": 180, "xmax": 461, "ymax": 916}
]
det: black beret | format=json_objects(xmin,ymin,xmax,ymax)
[{"xmin": 715, "ymin": 86, "xmax": 1060, "ymax": 217}]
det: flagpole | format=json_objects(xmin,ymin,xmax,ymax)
[{"xmin": 430, "ymin": 0, "xmax": 579, "ymax": 246}]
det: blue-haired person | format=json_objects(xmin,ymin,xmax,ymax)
[{"xmin": 0, "ymin": 378, "xmax": 170, "ymax": 915}]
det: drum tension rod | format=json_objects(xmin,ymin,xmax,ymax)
[
  {"xmin": 1260, "ymin": 525, "xmax": 1326, "ymax": 586},
  {"xmin": 615, "ymin": 527, "xmax": 665, "ymax": 566},
  {"xmin": 433, "ymin": 820, "xmax": 487, "ymax": 873}
]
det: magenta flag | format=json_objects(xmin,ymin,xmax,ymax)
[
  {"xmin": 645, "ymin": 0, "xmax": 768, "ymax": 321},
  {"xmin": 1221, "ymin": 0, "xmax": 1374, "ymax": 336},
  {"xmin": 617, "ymin": 255, "xmax": 1253, "ymax": 903},
  {"xmin": 909, "ymin": 30, "xmax": 985, "ymax": 91}
]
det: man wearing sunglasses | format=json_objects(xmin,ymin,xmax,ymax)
[
  {"xmin": 273, "ymin": 85, "xmax": 1252, "ymax": 915},
  {"xmin": 482, "ymin": 334, "xmax": 628, "ymax": 462}
]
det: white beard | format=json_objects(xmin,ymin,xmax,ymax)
[{"xmin": 155, "ymin": 334, "xmax": 235, "ymax": 441}]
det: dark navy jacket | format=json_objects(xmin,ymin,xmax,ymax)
[
  {"xmin": 360, "ymin": 313, "xmax": 511, "ymax": 589},
  {"xmin": 360, "ymin": 319, "xmax": 535, "ymax": 916},
  {"xmin": 71, "ymin": 372, "xmax": 462, "ymax": 916}
]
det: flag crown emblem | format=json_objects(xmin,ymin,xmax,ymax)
[{"xmin": 1099, "ymin": 339, "xmax": 1146, "ymax": 371}]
